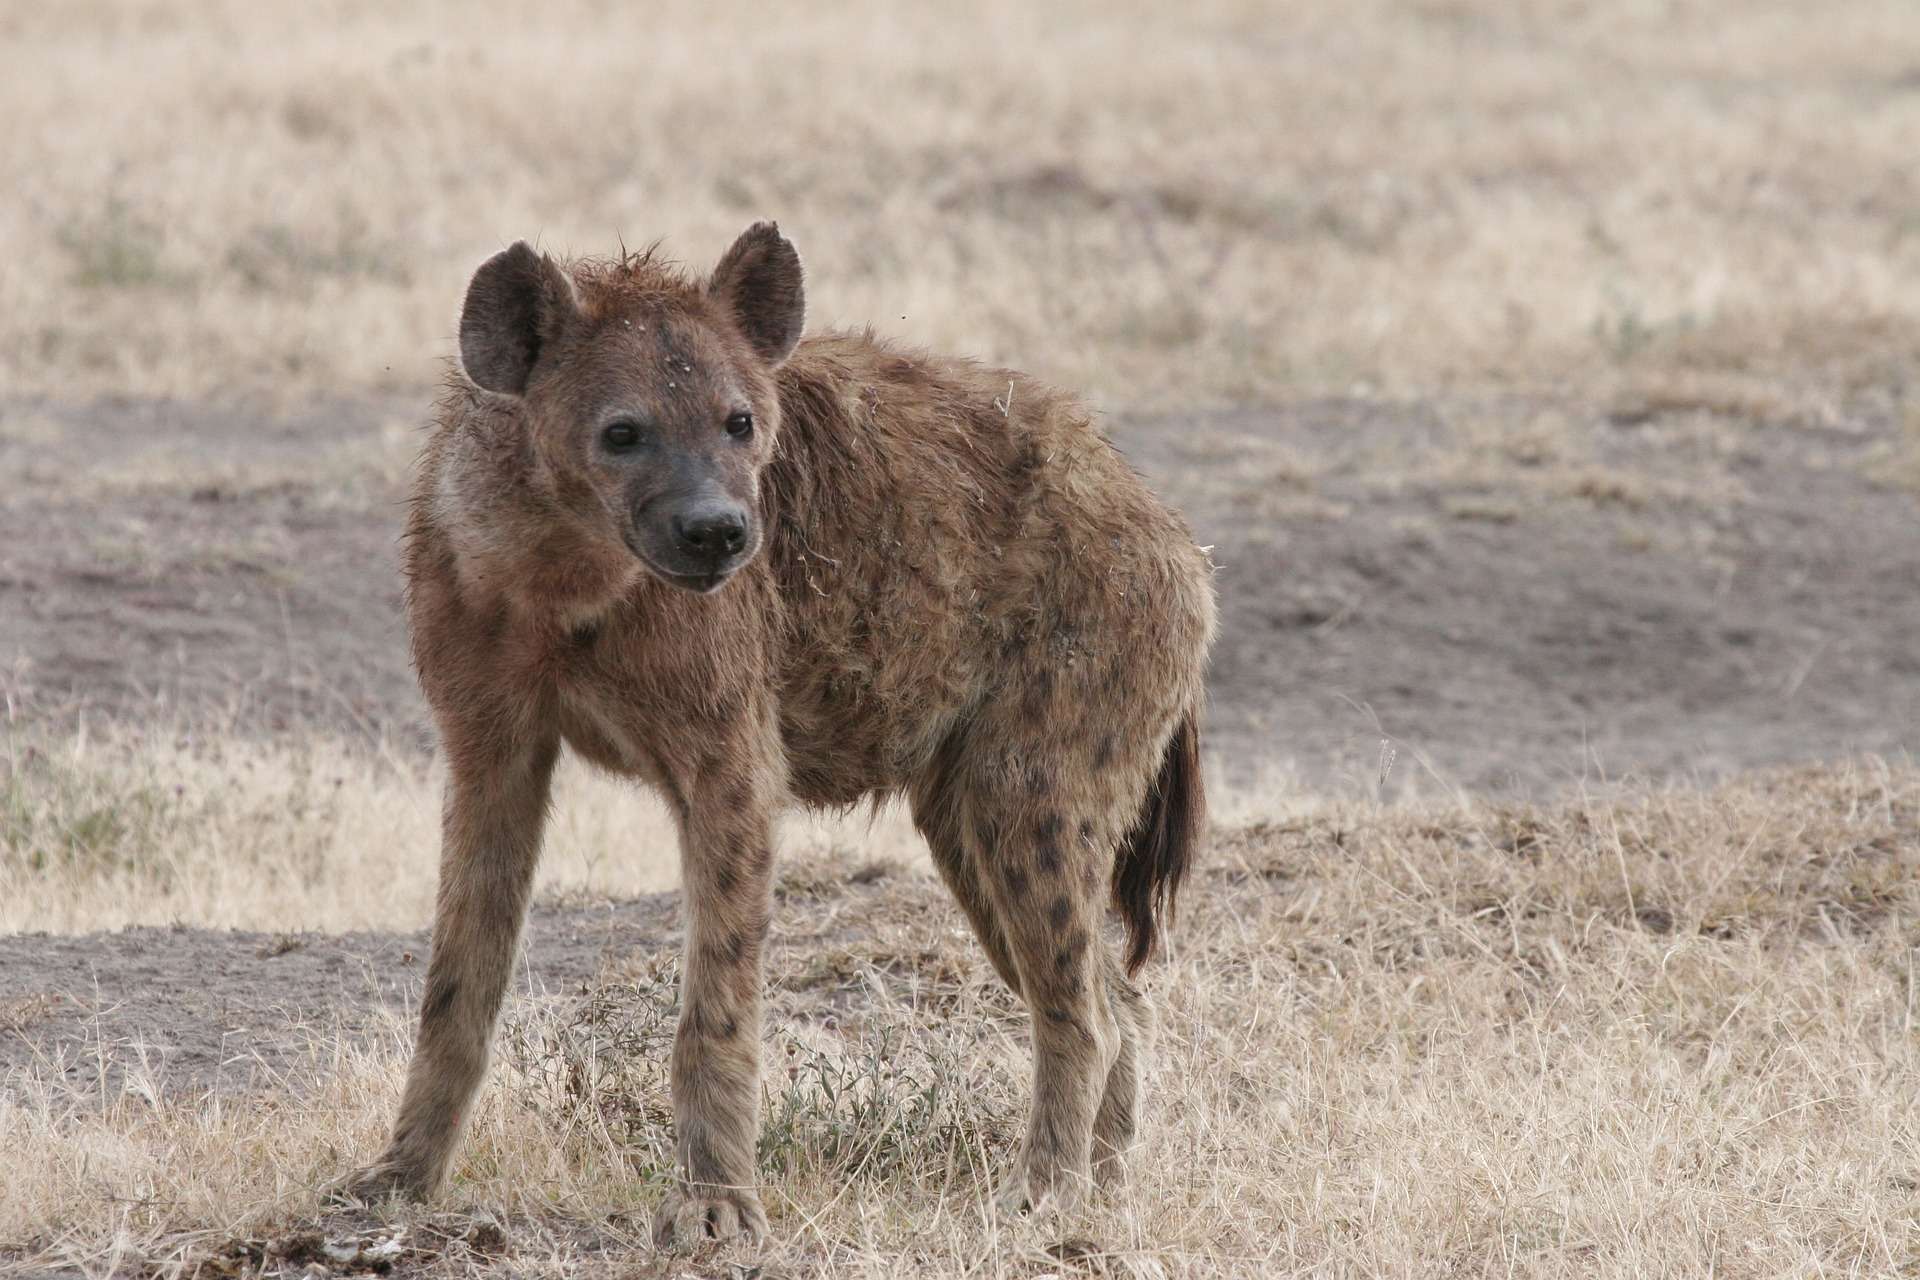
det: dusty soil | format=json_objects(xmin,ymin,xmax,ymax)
[
  {"xmin": 0, "ymin": 395, "xmax": 423, "ymax": 742},
  {"xmin": 1126, "ymin": 395, "xmax": 1920, "ymax": 794},
  {"xmin": 0, "ymin": 860, "xmax": 958, "ymax": 1094},
  {"xmin": 0, "ymin": 897, "xmax": 673, "ymax": 1094},
  {"xmin": 2, "ymin": 389, "xmax": 1915, "ymax": 793}
]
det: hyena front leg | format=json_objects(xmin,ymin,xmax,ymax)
[
  {"xmin": 653, "ymin": 755, "xmax": 778, "ymax": 1248},
  {"xmin": 343, "ymin": 731, "xmax": 559, "ymax": 1201}
]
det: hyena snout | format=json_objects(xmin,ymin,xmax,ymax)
[
  {"xmin": 632, "ymin": 490, "xmax": 758, "ymax": 593},
  {"xmin": 672, "ymin": 499, "xmax": 749, "ymax": 560}
]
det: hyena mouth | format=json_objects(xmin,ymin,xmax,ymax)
[
  {"xmin": 622, "ymin": 534, "xmax": 749, "ymax": 595},
  {"xmin": 657, "ymin": 566, "xmax": 736, "ymax": 595}
]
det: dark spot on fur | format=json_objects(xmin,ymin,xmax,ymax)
[
  {"xmin": 420, "ymin": 978, "xmax": 459, "ymax": 1025},
  {"xmin": 1005, "ymin": 864, "xmax": 1029, "ymax": 895},
  {"xmin": 1035, "ymin": 814, "xmax": 1065, "ymax": 874},
  {"xmin": 703, "ymin": 930, "xmax": 751, "ymax": 968},
  {"xmin": 1094, "ymin": 734, "xmax": 1115, "ymax": 768},
  {"xmin": 653, "ymin": 324, "xmax": 697, "ymax": 371},
  {"xmin": 1054, "ymin": 928, "xmax": 1088, "ymax": 973},
  {"xmin": 683, "ymin": 1004, "xmax": 739, "ymax": 1040},
  {"xmin": 1023, "ymin": 668, "xmax": 1055, "ymax": 719},
  {"xmin": 570, "ymin": 620, "xmax": 600, "ymax": 648},
  {"xmin": 1048, "ymin": 895, "xmax": 1072, "ymax": 929},
  {"xmin": 1044, "ymin": 1006, "xmax": 1076, "ymax": 1025},
  {"xmin": 1079, "ymin": 818, "xmax": 1095, "ymax": 842},
  {"xmin": 713, "ymin": 863, "xmax": 738, "ymax": 897}
]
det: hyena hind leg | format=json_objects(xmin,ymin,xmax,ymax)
[
  {"xmin": 975, "ymin": 806, "xmax": 1125, "ymax": 1214},
  {"xmin": 913, "ymin": 729, "xmax": 1158, "ymax": 1210},
  {"xmin": 1090, "ymin": 962, "xmax": 1154, "ymax": 1184}
]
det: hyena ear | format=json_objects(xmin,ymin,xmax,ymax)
[
  {"xmin": 458, "ymin": 241, "xmax": 580, "ymax": 395},
  {"xmin": 708, "ymin": 221, "xmax": 805, "ymax": 366}
]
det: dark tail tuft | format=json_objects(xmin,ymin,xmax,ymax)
[{"xmin": 1113, "ymin": 709, "xmax": 1205, "ymax": 976}]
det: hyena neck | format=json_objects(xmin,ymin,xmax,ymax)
[{"xmin": 430, "ymin": 399, "xmax": 643, "ymax": 633}]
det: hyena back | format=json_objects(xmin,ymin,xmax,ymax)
[{"xmin": 343, "ymin": 223, "xmax": 1216, "ymax": 1246}]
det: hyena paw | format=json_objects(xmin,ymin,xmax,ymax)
[
  {"xmin": 995, "ymin": 1174, "xmax": 1037, "ymax": 1217},
  {"xmin": 652, "ymin": 1182, "xmax": 768, "ymax": 1249},
  {"xmin": 328, "ymin": 1157, "xmax": 437, "ymax": 1206},
  {"xmin": 994, "ymin": 1161, "xmax": 1091, "ymax": 1218},
  {"xmin": 1090, "ymin": 1148, "xmax": 1131, "ymax": 1191}
]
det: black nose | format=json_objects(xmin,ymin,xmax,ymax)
[{"xmin": 672, "ymin": 503, "xmax": 748, "ymax": 559}]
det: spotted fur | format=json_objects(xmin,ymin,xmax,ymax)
[{"xmin": 340, "ymin": 224, "xmax": 1216, "ymax": 1242}]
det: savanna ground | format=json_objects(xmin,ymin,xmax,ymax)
[{"xmin": 3, "ymin": 1, "xmax": 1919, "ymax": 1275}]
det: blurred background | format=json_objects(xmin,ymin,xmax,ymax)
[{"xmin": 5, "ymin": 0, "xmax": 1919, "ymax": 404}]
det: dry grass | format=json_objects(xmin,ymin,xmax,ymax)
[
  {"xmin": 0, "ymin": 728, "xmax": 927, "ymax": 934},
  {"xmin": 5, "ymin": 0, "xmax": 1919, "ymax": 410},
  {"xmin": 4, "ymin": 732, "xmax": 1918, "ymax": 1277}
]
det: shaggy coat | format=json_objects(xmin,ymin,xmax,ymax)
[{"xmin": 343, "ymin": 224, "xmax": 1216, "ymax": 1245}]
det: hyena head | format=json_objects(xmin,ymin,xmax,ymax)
[{"xmin": 456, "ymin": 222, "xmax": 804, "ymax": 594}]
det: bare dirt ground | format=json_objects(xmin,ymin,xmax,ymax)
[
  {"xmin": 0, "ymin": 896, "xmax": 672, "ymax": 1096},
  {"xmin": 0, "ymin": 860, "xmax": 940, "ymax": 1101},
  {"xmin": 4, "ymin": 389, "xmax": 1914, "ymax": 794},
  {"xmin": 1132, "ymin": 392, "xmax": 1920, "ymax": 794}
]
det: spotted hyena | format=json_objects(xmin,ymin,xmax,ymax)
[{"xmin": 342, "ymin": 223, "xmax": 1215, "ymax": 1245}]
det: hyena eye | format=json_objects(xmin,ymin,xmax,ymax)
[
  {"xmin": 725, "ymin": 411, "xmax": 754, "ymax": 439},
  {"xmin": 602, "ymin": 419, "xmax": 644, "ymax": 452}
]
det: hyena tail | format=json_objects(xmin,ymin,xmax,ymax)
[{"xmin": 1113, "ymin": 707, "xmax": 1205, "ymax": 976}]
